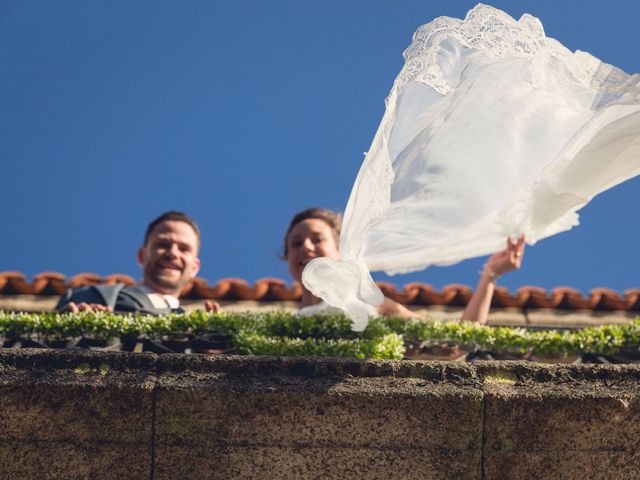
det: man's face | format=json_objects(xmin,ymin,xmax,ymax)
[{"xmin": 137, "ymin": 220, "xmax": 200, "ymax": 296}]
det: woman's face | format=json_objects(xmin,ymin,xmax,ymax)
[{"xmin": 286, "ymin": 218, "xmax": 340, "ymax": 282}]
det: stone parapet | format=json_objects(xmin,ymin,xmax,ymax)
[{"xmin": 0, "ymin": 350, "xmax": 639, "ymax": 479}]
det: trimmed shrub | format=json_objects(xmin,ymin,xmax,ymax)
[{"xmin": 0, "ymin": 311, "xmax": 639, "ymax": 360}]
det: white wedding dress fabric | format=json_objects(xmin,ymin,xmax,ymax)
[{"xmin": 303, "ymin": 4, "xmax": 640, "ymax": 331}]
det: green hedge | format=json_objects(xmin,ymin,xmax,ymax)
[{"xmin": 0, "ymin": 310, "xmax": 639, "ymax": 359}]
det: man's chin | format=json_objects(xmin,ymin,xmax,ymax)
[{"xmin": 149, "ymin": 275, "xmax": 184, "ymax": 292}]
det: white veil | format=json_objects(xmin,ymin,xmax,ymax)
[{"xmin": 303, "ymin": 4, "xmax": 640, "ymax": 330}]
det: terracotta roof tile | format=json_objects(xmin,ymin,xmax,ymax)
[
  {"xmin": 103, "ymin": 274, "xmax": 136, "ymax": 286},
  {"xmin": 624, "ymin": 289, "xmax": 640, "ymax": 310},
  {"xmin": 0, "ymin": 271, "xmax": 638, "ymax": 312},
  {"xmin": 550, "ymin": 287, "xmax": 591, "ymax": 310},
  {"xmin": 0, "ymin": 272, "xmax": 33, "ymax": 295},
  {"xmin": 32, "ymin": 272, "xmax": 68, "ymax": 295},
  {"xmin": 516, "ymin": 286, "xmax": 552, "ymax": 309},
  {"xmin": 590, "ymin": 288, "xmax": 631, "ymax": 310},
  {"xmin": 264, "ymin": 278, "xmax": 303, "ymax": 302},
  {"xmin": 491, "ymin": 286, "xmax": 520, "ymax": 308},
  {"xmin": 376, "ymin": 281, "xmax": 421, "ymax": 304},
  {"xmin": 67, "ymin": 273, "xmax": 106, "ymax": 288},
  {"xmin": 440, "ymin": 284, "xmax": 473, "ymax": 306}
]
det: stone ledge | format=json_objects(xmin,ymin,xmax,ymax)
[{"xmin": 0, "ymin": 350, "xmax": 639, "ymax": 479}]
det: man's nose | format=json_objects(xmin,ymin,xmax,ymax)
[{"xmin": 164, "ymin": 243, "xmax": 180, "ymax": 257}]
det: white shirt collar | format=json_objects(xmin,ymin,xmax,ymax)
[{"xmin": 137, "ymin": 285, "xmax": 180, "ymax": 309}]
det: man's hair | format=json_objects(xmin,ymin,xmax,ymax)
[
  {"xmin": 283, "ymin": 207, "xmax": 342, "ymax": 257},
  {"xmin": 144, "ymin": 211, "xmax": 201, "ymax": 248}
]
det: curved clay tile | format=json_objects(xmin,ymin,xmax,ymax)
[
  {"xmin": 68, "ymin": 273, "xmax": 104, "ymax": 288},
  {"xmin": 441, "ymin": 284, "xmax": 473, "ymax": 306},
  {"xmin": 416, "ymin": 284, "xmax": 450, "ymax": 306},
  {"xmin": 376, "ymin": 282, "xmax": 418, "ymax": 304},
  {"xmin": 589, "ymin": 288, "xmax": 629, "ymax": 311},
  {"xmin": 398, "ymin": 282, "xmax": 427, "ymax": 305},
  {"xmin": 250, "ymin": 278, "xmax": 298, "ymax": 302},
  {"xmin": 517, "ymin": 286, "xmax": 553, "ymax": 309},
  {"xmin": 624, "ymin": 289, "xmax": 640, "ymax": 311},
  {"xmin": 551, "ymin": 287, "xmax": 591, "ymax": 310},
  {"xmin": 0, "ymin": 272, "xmax": 32, "ymax": 295},
  {"xmin": 32, "ymin": 272, "xmax": 67, "ymax": 295},
  {"xmin": 267, "ymin": 279, "xmax": 302, "ymax": 302},
  {"xmin": 491, "ymin": 286, "xmax": 521, "ymax": 308},
  {"xmin": 104, "ymin": 274, "xmax": 136, "ymax": 286},
  {"xmin": 251, "ymin": 278, "xmax": 278, "ymax": 300},
  {"xmin": 189, "ymin": 277, "xmax": 233, "ymax": 299},
  {"xmin": 2, "ymin": 271, "xmax": 637, "ymax": 314},
  {"xmin": 222, "ymin": 278, "xmax": 261, "ymax": 301}
]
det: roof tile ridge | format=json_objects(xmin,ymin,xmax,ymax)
[
  {"xmin": 624, "ymin": 288, "xmax": 640, "ymax": 311},
  {"xmin": 186, "ymin": 277, "xmax": 233, "ymax": 299},
  {"xmin": 266, "ymin": 279, "xmax": 302, "ymax": 302},
  {"xmin": 32, "ymin": 272, "xmax": 68, "ymax": 295},
  {"xmin": 491, "ymin": 285, "xmax": 521, "ymax": 308},
  {"xmin": 550, "ymin": 286, "xmax": 590, "ymax": 310},
  {"xmin": 68, "ymin": 273, "xmax": 104, "ymax": 288},
  {"xmin": 441, "ymin": 284, "xmax": 473, "ymax": 306},
  {"xmin": 375, "ymin": 281, "xmax": 422, "ymax": 304},
  {"xmin": 517, "ymin": 285, "xmax": 553, "ymax": 309},
  {"xmin": 0, "ymin": 271, "xmax": 32, "ymax": 294},
  {"xmin": 588, "ymin": 287, "xmax": 629, "ymax": 310}
]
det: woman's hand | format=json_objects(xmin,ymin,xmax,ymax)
[
  {"xmin": 462, "ymin": 235, "xmax": 525, "ymax": 324},
  {"xmin": 204, "ymin": 300, "xmax": 221, "ymax": 313},
  {"xmin": 484, "ymin": 234, "xmax": 525, "ymax": 278}
]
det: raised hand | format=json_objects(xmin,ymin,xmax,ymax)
[{"xmin": 484, "ymin": 234, "xmax": 525, "ymax": 279}]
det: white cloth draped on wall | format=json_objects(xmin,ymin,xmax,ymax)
[{"xmin": 303, "ymin": 4, "xmax": 640, "ymax": 331}]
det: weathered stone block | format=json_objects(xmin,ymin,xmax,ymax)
[
  {"xmin": 480, "ymin": 363, "xmax": 640, "ymax": 479},
  {"xmin": 155, "ymin": 356, "xmax": 483, "ymax": 479},
  {"xmin": 0, "ymin": 441, "xmax": 150, "ymax": 479},
  {"xmin": 0, "ymin": 350, "xmax": 155, "ymax": 478},
  {"xmin": 154, "ymin": 444, "xmax": 480, "ymax": 480}
]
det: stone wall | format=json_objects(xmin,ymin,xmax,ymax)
[{"xmin": 0, "ymin": 350, "xmax": 639, "ymax": 479}]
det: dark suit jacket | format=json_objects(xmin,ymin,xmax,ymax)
[{"xmin": 55, "ymin": 284, "xmax": 184, "ymax": 315}]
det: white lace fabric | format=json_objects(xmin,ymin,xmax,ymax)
[{"xmin": 303, "ymin": 4, "xmax": 640, "ymax": 330}]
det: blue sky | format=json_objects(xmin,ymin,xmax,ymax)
[{"xmin": 1, "ymin": 0, "xmax": 639, "ymax": 294}]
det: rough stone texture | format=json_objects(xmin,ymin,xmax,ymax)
[
  {"xmin": 154, "ymin": 445, "xmax": 478, "ymax": 480},
  {"xmin": 2, "ymin": 351, "xmax": 640, "ymax": 478},
  {"xmin": 0, "ymin": 441, "xmax": 150, "ymax": 480},
  {"xmin": 154, "ymin": 356, "xmax": 483, "ymax": 480},
  {"xmin": 479, "ymin": 363, "xmax": 640, "ymax": 479},
  {"xmin": 0, "ymin": 350, "xmax": 155, "ymax": 479}
]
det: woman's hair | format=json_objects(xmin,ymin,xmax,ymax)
[{"xmin": 283, "ymin": 208, "xmax": 342, "ymax": 257}]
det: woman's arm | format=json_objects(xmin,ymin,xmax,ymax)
[
  {"xmin": 375, "ymin": 235, "xmax": 524, "ymax": 322},
  {"xmin": 378, "ymin": 296, "xmax": 426, "ymax": 319},
  {"xmin": 461, "ymin": 235, "xmax": 525, "ymax": 324}
]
